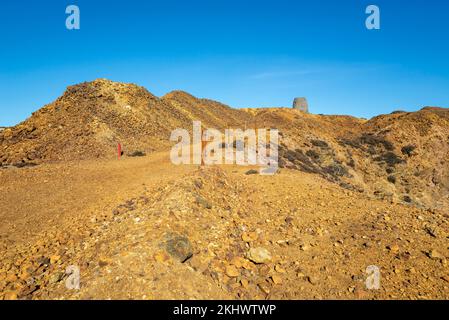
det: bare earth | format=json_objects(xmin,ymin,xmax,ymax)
[
  {"xmin": 0, "ymin": 151, "xmax": 448, "ymax": 300},
  {"xmin": 0, "ymin": 79, "xmax": 448, "ymax": 300}
]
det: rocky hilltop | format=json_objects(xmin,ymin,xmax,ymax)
[{"xmin": 0, "ymin": 79, "xmax": 189, "ymax": 163}]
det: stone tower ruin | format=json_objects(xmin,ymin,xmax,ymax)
[{"xmin": 293, "ymin": 97, "xmax": 309, "ymax": 113}]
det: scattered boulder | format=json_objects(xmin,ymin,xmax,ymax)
[
  {"xmin": 247, "ymin": 247, "xmax": 272, "ymax": 264},
  {"xmin": 160, "ymin": 233, "xmax": 193, "ymax": 263},
  {"xmin": 225, "ymin": 265, "xmax": 240, "ymax": 278},
  {"xmin": 427, "ymin": 250, "xmax": 444, "ymax": 261}
]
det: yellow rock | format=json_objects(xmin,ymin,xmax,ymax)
[
  {"xmin": 247, "ymin": 247, "xmax": 272, "ymax": 264},
  {"xmin": 271, "ymin": 275, "xmax": 282, "ymax": 285},
  {"xmin": 50, "ymin": 255, "xmax": 61, "ymax": 264},
  {"xmin": 242, "ymin": 232, "xmax": 258, "ymax": 242},
  {"xmin": 222, "ymin": 275, "xmax": 231, "ymax": 284},
  {"xmin": 275, "ymin": 265, "xmax": 286, "ymax": 273},
  {"xmin": 3, "ymin": 291, "xmax": 18, "ymax": 300},
  {"xmin": 241, "ymin": 259, "xmax": 254, "ymax": 270},
  {"xmin": 18, "ymin": 272, "xmax": 29, "ymax": 281},
  {"xmin": 387, "ymin": 244, "xmax": 400, "ymax": 254},
  {"xmin": 258, "ymin": 283, "xmax": 271, "ymax": 294},
  {"xmin": 229, "ymin": 282, "xmax": 241, "ymax": 290},
  {"xmin": 230, "ymin": 256, "xmax": 244, "ymax": 268},
  {"xmin": 5, "ymin": 273, "xmax": 18, "ymax": 282},
  {"xmin": 154, "ymin": 251, "xmax": 170, "ymax": 263},
  {"xmin": 225, "ymin": 265, "xmax": 240, "ymax": 277}
]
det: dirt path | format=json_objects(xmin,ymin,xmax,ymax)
[
  {"xmin": 0, "ymin": 152, "xmax": 448, "ymax": 300},
  {"xmin": 0, "ymin": 151, "xmax": 195, "ymax": 244}
]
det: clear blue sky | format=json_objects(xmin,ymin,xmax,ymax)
[{"xmin": 1, "ymin": 0, "xmax": 448, "ymax": 126}]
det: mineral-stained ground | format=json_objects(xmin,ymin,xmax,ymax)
[{"xmin": 0, "ymin": 79, "xmax": 448, "ymax": 300}]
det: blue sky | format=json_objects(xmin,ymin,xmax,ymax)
[{"xmin": 1, "ymin": 0, "xmax": 448, "ymax": 126}]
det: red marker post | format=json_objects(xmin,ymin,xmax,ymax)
[{"xmin": 117, "ymin": 143, "xmax": 122, "ymax": 160}]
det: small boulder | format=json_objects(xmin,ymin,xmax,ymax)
[
  {"xmin": 225, "ymin": 265, "xmax": 240, "ymax": 278},
  {"xmin": 428, "ymin": 249, "xmax": 444, "ymax": 260},
  {"xmin": 247, "ymin": 247, "xmax": 272, "ymax": 264},
  {"xmin": 161, "ymin": 233, "xmax": 193, "ymax": 263}
]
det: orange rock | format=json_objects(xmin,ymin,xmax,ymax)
[
  {"xmin": 5, "ymin": 273, "xmax": 18, "ymax": 283},
  {"xmin": 18, "ymin": 272, "xmax": 30, "ymax": 281},
  {"xmin": 225, "ymin": 265, "xmax": 240, "ymax": 278},
  {"xmin": 230, "ymin": 257, "xmax": 244, "ymax": 268},
  {"xmin": 275, "ymin": 265, "xmax": 286, "ymax": 273},
  {"xmin": 355, "ymin": 288, "xmax": 369, "ymax": 299},
  {"xmin": 387, "ymin": 244, "xmax": 400, "ymax": 254},
  {"xmin": 50, "ymin": 255, "xmax": 61, "ymax": 264},
  {"xmin": 242, "ymin": 232, "xmax": 258, "ymax": 242},
  {"xmin": 241, "ymin": 259, "xmax": 254, "ymax": 270},
  {"xmin": 271, "ymin": 275, "xmax": 282, "ymax": 285},
  {"xmin": 258, "ymin": 283, "xmax": 271, "ymax": 295},
  {"xmin": 3, "ymin": 291, "xmax": 18, "ymax": 300},
  {"xmin": 154, "ymin": 251, "xmax": 170, "ymax": 263}
]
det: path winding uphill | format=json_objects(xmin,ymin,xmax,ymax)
[
  {"xmin": 0, "ymin": 151, "xmax": 448, "ymax": 300},
  {"xmin": 1, "ymin": 79, "xmax": 448, "ymax": 300},
  {"xmin": 2, "ymin": 79, "xmax": 449, "ymax": 212}
]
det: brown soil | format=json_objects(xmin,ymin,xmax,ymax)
[{"xmin": 0, "ymin": 79, "xmax": 448, "ymax": 300}]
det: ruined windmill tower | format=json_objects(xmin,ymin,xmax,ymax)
[{"xmin": 293, "ymin": 97, "xmax": 309, "ymax": 113}]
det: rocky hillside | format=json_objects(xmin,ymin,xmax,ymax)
[
  {"xmin": 0, "ymin": 79, "xmax": 448, "ymax": 300},
  {"xmin": 0, "ymin": 79, "xmax": 181, "ymax": 163},
  {"xmin": 162, "ymin": 91, "xmax": 253, "ymax": 129},
  {"xmin": 1, "ymin": 79, "xmax": 448, "ymax": 212},
  {"xmin": 267, "ymin": 107, "xmax": 449, "ymax": 211},
  {"xmin": 0, "ymin": 79, "xmax": 251, "ymax": 165},
  {"xmin": 1, "ymin": 162, "xmax": 447, "ymax": 300}
]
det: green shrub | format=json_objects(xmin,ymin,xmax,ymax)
[
  {"xmin": 401, "ymin": 145, "xmax": 416, "ymax": 157},
  {"xmin": 311, "ymin": 139, "xmax": 329, "ymax": 148},
  {"xmin": 374, "ymin": 152, "xmax": 404, "ymax": 167},
  {"xmin": 306, "ymin": 149, "xmax": 320, "ymax": 161},
  {"xmin": 387, "ymin": 175, "xmax": 396, "ymax": 184},
  {"xmin": 128, "ymin": 150, "xmax": 146, "ymax": 157}
]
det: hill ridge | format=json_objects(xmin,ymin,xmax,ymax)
[{"xmin": 1, "ymin": 79, "xmax": 448, "ymax": 211}]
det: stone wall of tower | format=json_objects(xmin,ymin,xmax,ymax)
[{"xmin": 293, "ymin": 97, "xmax": 309, "ymax": 113}]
